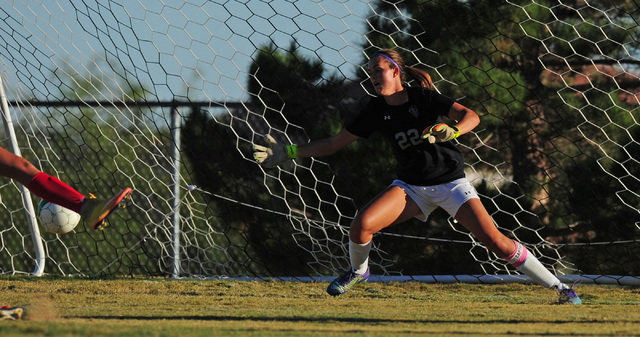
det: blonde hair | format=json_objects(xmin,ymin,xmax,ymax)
[{"xmin": 372, "ymin": 49, "xmax": 434, "ymax": 90}]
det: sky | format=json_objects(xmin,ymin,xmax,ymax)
[{"xmin": 0, "ymin": 0, "xmax": 374, "ymax": 103}]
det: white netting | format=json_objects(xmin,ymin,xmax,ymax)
[{"xmin": 0, "ymin": 0, "xmax": 638, "ymax": 283}]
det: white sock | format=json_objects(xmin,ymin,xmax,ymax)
[
  {"xmin": 349, "ymin": 240, "xmax": 372, "ymax": 275},
  {"xmin": 505, "ymin": 241, "xmax": 561, "ymax": 289}
]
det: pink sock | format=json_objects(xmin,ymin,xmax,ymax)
[
  {"xmin": 505, "ymin": 240, "xmax": 528, "ymax": 267},
  {"xmin": 27, "ymin": 172, "xmax": 85, "ymax": 213},
  {"xmin": 504, "ymin": 240, "xmax": 560, "ymax": 288}
]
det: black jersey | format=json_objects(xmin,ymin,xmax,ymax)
[{"xmin": 346, "ymin": 86, "xmax": 465, "ymax": 186}]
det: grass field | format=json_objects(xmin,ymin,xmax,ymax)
[{"xmin": 1, "ymin": 276, "xmax": 639, "ymax": 336}]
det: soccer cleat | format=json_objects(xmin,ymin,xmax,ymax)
[
  {"xmin": 80, "ymin": 187, "xmax": 133, "ymax": 230},
  {"xmin": 326, "ymin": 268, "xmax": 370, "ymax": 296},
  {"xmin": 557, "ymin": 280, "xmax": 582, "ymax": 304},
  {"xmin": 0, "ymin": 306, "xmax": 25, "ymax": 320}
]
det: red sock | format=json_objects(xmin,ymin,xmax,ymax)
[{"xmin": 27, "ymin": 172, "xmax": 85, "ymax": 213}]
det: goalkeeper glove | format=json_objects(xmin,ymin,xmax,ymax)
[
  {"xmin": 252, "ymin": 134, "xmax": 298, "ymax": 168},
  {"xmin": 421, "ymin": 123, "xmax": 460, "ymax": 143}
]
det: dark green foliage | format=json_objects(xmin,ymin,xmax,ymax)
[{"xmin": 180, "ymin": 107, "xmax": 321, "ymax": 276}]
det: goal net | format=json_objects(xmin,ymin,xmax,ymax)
[{"xmin": 0, "ymin": 0, "xmax": 638, "ymax": 284}]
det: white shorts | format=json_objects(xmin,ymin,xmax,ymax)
[{"xmin": 390, "ymin": 178, "xmax": 479, "ymax": 222}]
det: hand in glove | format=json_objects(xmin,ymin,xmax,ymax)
[
  {"xmin": 252, "ymin": 135, "xmax": 298, "ymax": 167},
  {"xmin": 421, "ymin": 123, "xmax": 460, "ymax": 143}
]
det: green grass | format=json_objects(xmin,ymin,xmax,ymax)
[{"xmin": 1, "ymin": 276, "xmax": 639, "ymax": 336}]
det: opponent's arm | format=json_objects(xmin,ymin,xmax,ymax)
[{"xmin": 253, "ymin": 129, "xmax": 359, "ymax": 167}]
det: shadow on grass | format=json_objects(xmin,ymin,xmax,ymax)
[{"xmin": 75, "ymin": 315, "xmax": 620, "ymax": 325}]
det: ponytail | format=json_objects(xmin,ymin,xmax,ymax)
[
  {"xmin": 405, "ymin": 66, "xmax": 434, "ymax": 90},
  {"xmin": 372, "ymin": 49, "xmax": 434, "ymax": 90}
]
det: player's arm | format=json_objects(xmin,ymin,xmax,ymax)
[
  {"xmin": 253, "ymin": 129, "xmax": 359, "ymax": 167},
  {"xmin": 421, "ymin": 102, "xmax": 480, "ymax": 143},
  {"xmin": 297, "ymin": 129, "xmax": 359, "ymax": 158},
  {"xmin": 447, "ymin": 102, "xmax": 480, "ymax": 134}
]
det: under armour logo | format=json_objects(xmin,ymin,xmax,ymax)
[
  {"xmin": 408, "ymin": 105, "xmax": 419, "ymax": 118},
  {"xmin": 384, "ymin": 115, "xmax": 391, "ymax": 120}
]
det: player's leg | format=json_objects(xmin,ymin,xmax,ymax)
[
  {"xmin": 454, "ymin": 198, "xmax": 581, "ymax": 304},
  {"xmin": 350, "ymin": 185, "xmax": 423, "ymax": 244},
  {"xmin": 452, "ymin": 198, "xmax": 514, "ymax": 256},
  {"xmin": 327, "ymin": 185, "xmax": 422, "ymax": 296},
  {"xmin": 349, "ymin": 185, "xmax": 422, "ymax": 273}
]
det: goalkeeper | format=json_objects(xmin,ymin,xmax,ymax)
[
  {"xmin": 0, "ymin": 145, "xmax": 131, "ymax": 230},
  {"xmin": 253, "ymin": 49, "xmax": 581, "ymax": 304}
]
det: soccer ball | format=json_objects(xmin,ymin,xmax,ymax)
[{"xmin": 37, "ymin": 200, "xmax": 81, "ymax": 234}]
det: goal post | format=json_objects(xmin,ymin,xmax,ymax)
[
  {"xmin": 0, "ymin": 0, "xmax": 638, "ymax": 284},
  {"xmin": 0, "ymin": 72, "xmax": 45, "ymax": 276}
]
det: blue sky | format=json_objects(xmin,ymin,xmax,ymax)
[{"xmin": 1, "ymin": 0, "xmax": 373, "ymax": 103}]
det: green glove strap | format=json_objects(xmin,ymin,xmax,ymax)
[
  {"xmin": 286, "ymin": 145, "xmax": 299, "ymax": 159},
  {"xmin": 451, "ymin": 126, "xmax": 461, "ymax": 139}
]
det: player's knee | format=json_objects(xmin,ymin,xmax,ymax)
[{"xmin": 350, "ymin": 214, "xmax": 378, "ymax": 237}]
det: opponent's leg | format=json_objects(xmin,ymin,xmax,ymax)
[
  {"xmin": 0, "ymin": 146, "xmax": 40, "ymax": 184},
  {"xmin": 28, "ymin": 172, "xmax": 85, "ymax": 213},
  {"xmin": 79, "ymin": 187, "xmax": 133, "ymax": 230},
  {"xmin": 30, "ymin": 174, "xmax": 132, "ymax": 230},
  {"xmin": 0, "ymin": 306, "xmax": 26, "ymax": 320},
  {"xmin": 0, "ymin": 146, "xmax": 132, "ymax": 230},
  {"xmin": 0, "ymin": 146, "xmax": 86, "ymax": 212}
]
